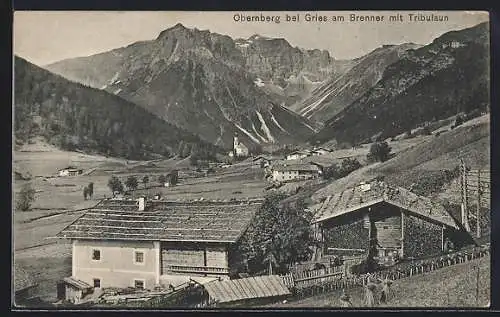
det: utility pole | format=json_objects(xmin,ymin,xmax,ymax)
[
  {"xmin": 461, "ymin": 159, "xmax": 471, "ymax": 232},
  {"xmin": 475, "ymin": 265, "xmax": 480, "ymax": 305},
  {"xmin": 476, "ymin": 170, "xmax": 481, "ymax": 239}
]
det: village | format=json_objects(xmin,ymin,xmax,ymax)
[{"xmin": 14, "ymin": 113, "xmax": 491, "ymax": 308}]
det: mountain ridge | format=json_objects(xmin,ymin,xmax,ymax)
[
  {"xmin": 45, "ymin": 23, "xmax": 321, "ymax": 149},
  {"xmin": 312, "ymin": 22, "xmax": 490, "ymax": 146}
]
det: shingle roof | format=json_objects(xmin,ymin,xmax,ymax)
[
  {"xmin": 272, "ymin": 164, "xmax": 321, "ymax": 172},
  {"xmin": 63, "ymin": 277, "xmax": 93, "ymax": 290},
  {"xmin": 203, "ymin": 275, "xmax": 291, "ymax": 304},
  {"xmin": 311, "ymin": 180, "xmax": 459, "ymax": 229},
  {"xmin": 14, "ymin": 263, "xmax": 37, "ymax": 293},
  {"xmin": 56, "ymin": 200, "xmax": 261, "ymax": 243}
]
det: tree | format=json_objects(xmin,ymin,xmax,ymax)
[
  {"xmin": 367, "ymin": 141, "xmax": 392, "ymax": 163},
  {"xmin": 158, "ymin": 175, "xmax": 166, "ymax": 185},
  {"xmin": 87, "ymin": 182, "xmax": 94, "ymax": 199},
  {"xmin": 108, "ymin": 176, "xmax": 124, "ymax": 194},
  {"xmin": 125, "ymin": 176, "xmax": 139, "ymax": 191},
  {"xmin": 142, "ymin": 175, "xmax": 149, "ymax": 188},
  {"xmin": 235, "ymin": 193, "xmax": 319, "ymax": 275},
  {"xmin": 323, "ymin": 163, "xmax": 340, "ymax": 180},
  {"xmin": 16, "ymin": 183, "xmax": 36, "ymax": 211},
  {"xmin": 83, "ymin": 186, "xmax": 89, "ymax": 200},
  {"xmin": 339, "ymin": 158, "xmax": 362, "ymax": 176}
]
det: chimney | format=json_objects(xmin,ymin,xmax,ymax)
[{"xmin": 138, "ymin": 197, "xmax": 146, "ymax": 211}]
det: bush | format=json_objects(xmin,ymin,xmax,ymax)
[
  {"xmin": 108, "ymin": 176, "xmax": 124, "ymax": 194},
  {"xmin": 323, "ymin": 158, "xmax": 362, "ymax": 180},
  {"xmin": 158, "ymin": 175, "xmax": 166, "ymax": 184},
  {"xmin": 339, "ymin": 158, "xmax": 362, "ymax": 176},
  {"xmin": 367, "ymin": 141, "xmax": 392, "ymax": 163},
  {"xmin": 16, "ymin": 183, "xmax": 36, "ymax": 211},
  {"xmin": 125, "ymin": 176, "xmax": 139, "ymax": 191},
  {"xmin": 350, "ymin": 258, "xmax": 382, "ymax": 275}
]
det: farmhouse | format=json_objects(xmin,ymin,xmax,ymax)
[
  {"xmin": 285, "ymin": 150, "xmax": 310, "ymax": 161},
  {"xmin": 55, "ymin": 198, "xmax": 262, "ymax": 292},
  {"xmin": 271, "ymin": 163, "xmax": 322, "ymax": 182},
  {"xmin": 58, "ymin": 166, "xmax": 83, "ymax": 177},
  {"xmin": 252, "ymin": 155, "xmax": 273, "ymax": 168},
  {"xmin": 310, "ymin": 147, "xmax": 332, "ymax": 156},
  {"xmin": 311, "ymin": 181, "xmax": 474, "ymax": 266},
  {"xmin": 14, "ymin": 263, "xmax": 38, "ymax": 306}
]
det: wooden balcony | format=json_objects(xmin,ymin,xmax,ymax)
[{"xmin": 164, "ymin": 265, "xmax": 229, "ymax": 275}]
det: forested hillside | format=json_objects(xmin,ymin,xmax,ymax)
[
  {"xmin": 14, "ymin": 56, "xmax": 219, "ymax": 160},
  {"xmin": 312, "ymin": 22, "xmax": 490, "ymax": 146}
]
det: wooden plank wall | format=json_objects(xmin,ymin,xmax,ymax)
[{"xmin": 375, "ymin": 215, "xmax": 402, "ymax": 248}]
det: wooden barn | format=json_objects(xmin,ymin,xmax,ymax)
[
  {"xmin": 55, "ymin": 198, "xmax": 262, "ymax": 292},
  {"xmin": 311, "ymin": 181, "xmax": 474, "ymax": 266}
]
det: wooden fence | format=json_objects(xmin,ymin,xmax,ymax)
[{"xmin": 284, "ymin": 244, "xmax": 490, "ymax": 300}]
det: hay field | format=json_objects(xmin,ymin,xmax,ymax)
[{"xmin": 312, "ymin": 116, "xmax": 490, "ymax": 203}]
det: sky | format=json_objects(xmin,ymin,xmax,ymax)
[{"xmin": 13, "ymin": 11, "xmax": 489, "ymax": 66}]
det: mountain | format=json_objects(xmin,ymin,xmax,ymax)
[
  {"xmin": 312, "ymin": 22, "xmax": 490, "ymax": 146},
  {"xmin": 45, "ymin": 24, "xmax": 318, "ymax": 149},
  {"xmin": 290, "ymin": 43, "xmax": 421, "ymax": 124},
  {"xmin": 234, "ymin": 34, "xmax": 355, "ymax": 109},
  {"xmin": 14, "ymin": 56, "xmax": 220, "ymax": 160}
]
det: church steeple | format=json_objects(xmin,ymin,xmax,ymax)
[{"xmin": 233, "ymin": 132, "xmax": 239, "ymax": 149}]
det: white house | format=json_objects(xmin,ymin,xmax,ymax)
[
  {"xmin": 55, "ymin": 198, "xmax": 262, "ymax": 294},
  {"xmin": 271, "ymin": 163, "xmax": 321, "ymax": 182},
  {"xmin": 58, "ymin": 167, "xmax": 83, "ymax": 177},
  {"xmin": 285, "ymin": 151, "xmax": 310, "ymax": 161}
]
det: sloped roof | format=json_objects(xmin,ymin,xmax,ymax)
[
  {"xmin": 203, "ymin": 275, "xmax": 291, "ymax": 304},
  {"xmin": 14, "ymin": 264, "xmax": 37, "ymax": 293},
  {"xmin": 56, "ymin": 201, "xmax": 261, "ymax": 243},
  {"xmin": 311, "ymin": 181, "xmax": 459, "ymax": 229},
  {"xmin": 272, "ymin": 163, "xmax": 321, "ymax": 172},
  {"xmin": 63, "ymin": 277, "xmax": 93, "ymax": 290}
]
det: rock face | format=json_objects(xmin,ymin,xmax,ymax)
[
  {"xmin": 45, "ymin": 24, "xmax": 320, "ymax": 149},
  {"xmin": 291, "ymin": 43, "xmax": 421, "ymax": 124},
  {"xmin": 312, "ymin": 22, "xmax": 490, "ymax": 146},
  {"xmin": 235, "ymin": 34, "xmax": 354, "ymax": 112}
]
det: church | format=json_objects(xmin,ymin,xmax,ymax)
[{"xmin": 228, "ymin": 133, "xmax": 249, "ymax": 158}]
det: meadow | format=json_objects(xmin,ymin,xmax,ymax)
[
  {"xmin": 12, "ymin": 115, "xmax": 490, "ymax": 305},
  {"xmin": 264, "ymin": 254, "xmax": 490, "ymax": 308}
]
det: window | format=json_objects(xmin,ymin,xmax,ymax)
[
  {"xmin": 92, "ymin": 249, "xmax": 101, "ymax": 261},
  {"xmin": 134, "ymin": 251, "xmax": 145, "ymax": 264},
  {"xmin": 93, "ymin": 278, "xmax": 101, "ymax": 288},
  {"xmin": 134, "ymin": 279, "xmax": 145, "ymax": 290}
]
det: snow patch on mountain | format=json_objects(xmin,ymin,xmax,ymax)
[
  {"xmin": 235, "ymin": 123, "xmax": 261, "ymax": 144},
  {"xmin": 256, "ymin": 111, "xmax": 275, "ymax": 143},
  {"xmin": 251, "ymin": 122, "xmax": 268, "ymax": 142}
]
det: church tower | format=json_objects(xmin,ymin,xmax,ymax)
[{"xmin": 233, "ymin": 132, "xmax": 240, "ymax": 149}]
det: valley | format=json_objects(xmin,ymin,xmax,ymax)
[{"xmin": 13, "ymin": 13, "xmax": 490, "ymax": 309}]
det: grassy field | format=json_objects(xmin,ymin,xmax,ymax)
[
  {"xmin": 15, "ymin": 243, "xmax": 72, "ymax": 303},
  {"xmin": 12, "ymin": 115, "xmax": 490, "ymax": 305},
  {"xmin": 312, "ymin": 116, "xmax": 490, "ymax": 203},
  {"xmin": 13, "ymin": 147, "xmax": 269, "ymax": 303},
  {"xmin": 264, "ymin": 254, "xmax": 490, "ymax": 308}
]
